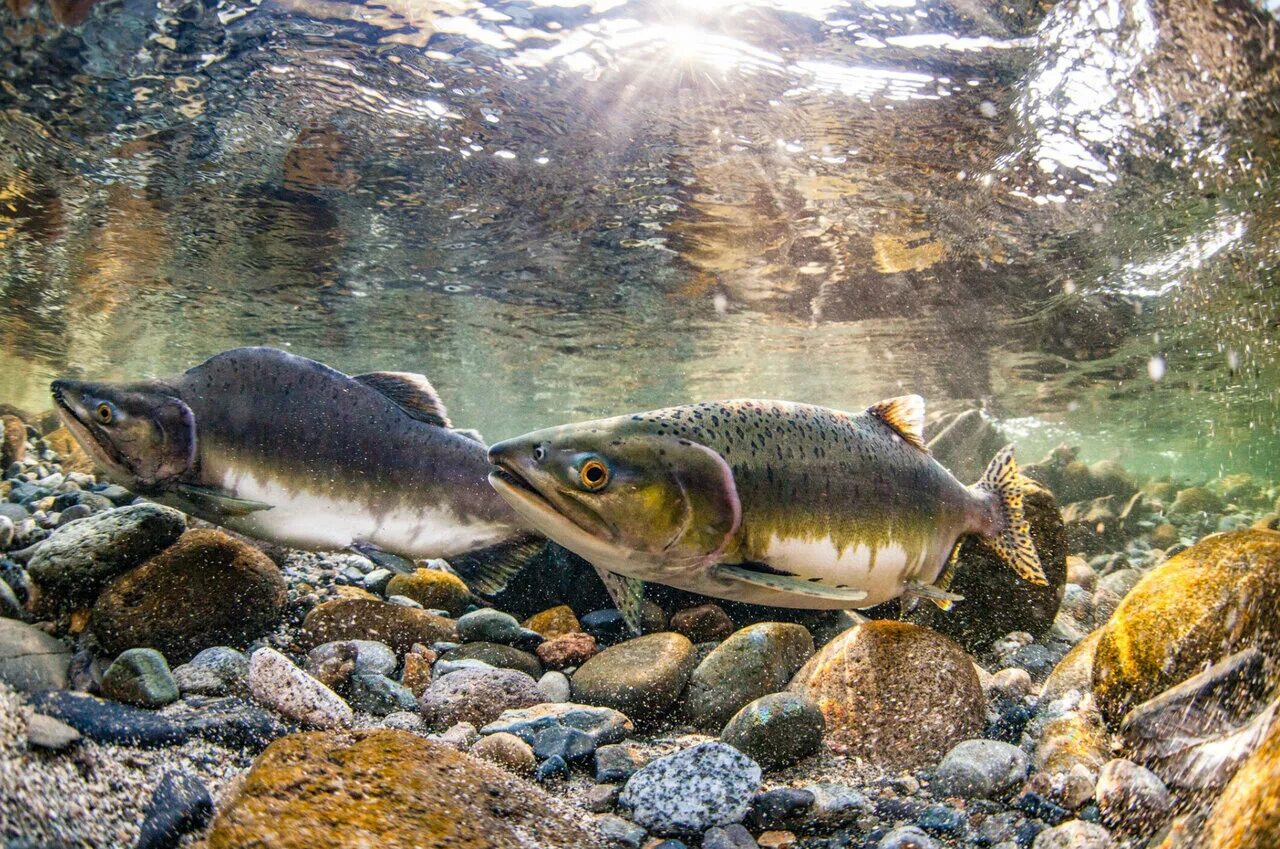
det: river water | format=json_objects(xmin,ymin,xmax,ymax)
[{"xmin": 1, "ymin": 0, "xmax": 1278, "ymax": 481}]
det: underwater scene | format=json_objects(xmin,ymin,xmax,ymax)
[{"xmin": 2, "ymin": 0, "xmax": 1280, "ymax": 846}]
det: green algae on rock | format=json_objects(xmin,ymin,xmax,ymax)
[
  {"xmin": 206, "ymin": 729, "xmax": 602, "ymax": 849},
  {"xmin": 1092, "ymin": 529, "xmax": 1280, "ymax": 724}
]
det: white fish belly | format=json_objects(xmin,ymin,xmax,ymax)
[
  {"xmin": 217, "ymin": 467, "xmax": 512, "ymax": 557},
  {"xmin": 761, "ymin": 534, "xmax": 940, "ymax": 607}
]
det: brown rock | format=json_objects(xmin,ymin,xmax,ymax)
[
  {"xmin": 400, "ymin": 645, "xmax": 437, "ymax": 698},
  {"xmin": 302, "ymin": 597, "xmax": 457, "ymax": 655},
  {"xmin": 524, "ymin": 605, "xmax": 582, "ymax": 638},
  {"xmin": 471, "ymin": 731, "xmax": 536, "ymax": 774},
  {"xmin": 42, "ymin": 425, "xmax": 96, "ymax": 475},
  {"xmin": 1149, "ymin": 523, "xmax": 1180, "ymax": 549},
  {"xmin": 384, "ymin": 568, "xmax": 471, "ymax": 616},
  {"xmin": 536, "ymin": 632, "xmax": 597, "ymax": 671},
  {"xmin": 670, "ymin": 604, "xmax": 736, "ymax": 644},
  {"xmin": 1169, "ymin": 486, "xmax": 1224, "ymax": 516},
  {"xmin": 1092, "ymin": 530, "xmax": 1280, "ymax": 724},
  {"xmin": 90, "ymin": 529, "xmax": 286, "ymax": 663},
  {"xmin": 788, "ymin": 621, "xmax": 984, "ymax": 770},
  {"xmin": 441, "ymin": 642, "xmax": 543, "ymax": 679},
  {"xmin": 206, "ymin": 729, "xmax": 602, "ymax": 849},
  {"xmin": 419, "ymin": 667, "xmax": 544, "ymax": 729},
  {"xmin": 2, "ymin": 415, "xmax": 27, "ymax": 467}
]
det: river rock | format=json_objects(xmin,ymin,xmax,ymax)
[
  {"xmin": 619, "ymin": 741, "xmax": 762, "ymax": 835},
  {"xmin": 877, "ymin": 826, "xmax": 938, "ymax": 849},
  {"xmin": 248, "ymin": 647, "xmax": 353, "ymax": 728},
  {"xmin": 173, "ymin": 647, "xmax": 250, "ymax": 696},
  {"xmin": 348, "ymin": 673, "xmax": 417, "ymax": 716},
  {"xmin": 670, "ymin": 604, "xmax": 736, "ymax": 644},
  {"xmin": 472, "ymin": 730, "xmax": 537, "ymax": 774},
  {"xmin": 1, "ymin": 414, "xmax": 25, "ymax": 467},
  {"xmin": 788, "ymin": 621, "xmax": 984, "ymax": 770},
  {"xmin": 91, "ymin": 529, "xmax": 286, "ymax": 663},
  {"xmin": 1198, "ymin": 711, "xmax": 1280, "ymax": 849},
  {"xmin": 1032, "ymin": 820, "xmax": 1111, "ymax": 849},
  {"xmin": 720, "ymin": 692, "xmax": 824, "ymax": 770},
  {"xmin": 0, "ymin": 618, "xmax": 70, "ymax": 693},
  {"xmin": 205, "ymin": 729, "xmax": 602, "ymax": 849},
  {"xmin": 306, "ymin": 639, "xmax": 396, "ymax": 682},
  {"xmin": 909, "ymin": 481, "xmax": 1067, "ymax": 652},
  {"xmin": 300, "ymin": 597, "xmax": 457, "ymax": 654},
  {"xmin": 524, "ymin": 605, "xmax": 582, "ymax": 638},
  {"xmin": 1032, "ymin": 694, "xmax": 1110, "ymax": 775},
  {"xmin": 384, "ymin": 568, "xmax": 472, "ymax": 617},
  {"xmin": 24, "ymin": 713, "xmax": 81, "ymax": 750},
  {"xmin": 1094, "ymin": 758, "xmax": 1170, "ymax": 829},
  {"xmin": 418, "ymin": 666, "xmax": 543, "ymax": 729},
  {"xmin": 1169, "ymin": 486, "xmax": 1224, "ymax": 516},
  {"xmin": 572, "ymin": 632, "xmax": 696, "ymax": 721},
  {"xmin": 933, "ymin": 739, "xmax": 1029, "ymax": 799},
  {"xmin": 480, "ymin": 702, "xmax": 633, "ymax": 747},
  {"xmin": 1092, "ymin": 529, "xmax": 1280, "ymax": 724},
  {"xmin": 136, "ymin": 770, "xmax": 214, "ymax": 849},
  {"xmin": 537, "ymin": 670, "xmax": 571, "ymax": 702},
  {"xmin": 441, "ymin": 641, "xmax": 543, "ymax": 678},
  {"xmin": 101, "ymin": 648, "xmax": 179, "ymax": 708},
  {"xmin": 25, "ymin": 503, "xmax": 186, "ymax": 610},
  {"xmin": 682, "ymin": 623, "xmax": 814, "ymax": 730},
  {"xmin": 537, "ymin": 631, "xmax": 597, "ymax": 670},
  {"xmin": 458, "ymin": 608, "xmax": 539, "ymax": 646}
]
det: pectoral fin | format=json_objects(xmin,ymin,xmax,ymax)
[
  {"xmin": 350, "ymin": 542, "xmax": 416, "ymax": 575},
  {"xmin": 594, "ymin": 567, "xmax": 646, "ymax": 635},
  {"xmin": 905, "ymin": 579, "xmax": 965, "ymax": 611},
  {"xmin": 450, "ymin": 534, "xmax": 546, "ymax": 595},
  {"xmin": 715, "ymin": 564, "xmax": 869, "ymax": 602},
  {"xmin": 173, "ymin": 484, "xmax": 273, "ymax": 518}
]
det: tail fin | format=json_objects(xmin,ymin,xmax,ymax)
[{"xmin": 972, "ymin": 445, "xmax": 1047, "ymax": 585}]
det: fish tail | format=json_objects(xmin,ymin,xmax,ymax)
[{"xmin": 972, "ymin": 445, "xmax": 1047, "ymax": 585}]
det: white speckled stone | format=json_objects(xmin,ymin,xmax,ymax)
[
  {"xmin": 620, "ymin": 741, "xmax": 761, "ymax": 835},
  {"xmin": 248, "ymin": 647, "xmax": 352, "ymax": 729}
]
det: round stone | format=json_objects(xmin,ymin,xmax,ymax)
[
  {"xmin": 472, "ymin": 731, "xmax": 536, "ymax": 774},
  {"xmin": 933, "ymin": 739, "xmax": 1030, "ymax": 799},
  {"xmin": 620, "ymin": 741, "xmax": 762, "ymax": 835},
  {"xmin": 247, "ymin": 647, "xmax": 352, "ymax": 729},
  {"xmin": 720, "ymin": 692, "xmax": 825, "ymax": 771},
  {"xmin": 418, "ymin": 666, "xmax": 543, "ymax": 729},
  {"xmin": 789, "ymin": 621, "xmax": 985, "ymax": 770},
  {"xmin": 101, "ymin": 648, "xmax": 179, "ymax": 708},
  {"xmin": 682, "ymin": 623, "xmax": 815, "ymax": 731},
  {"xmin": 384, "ymin": 568, "xmax": 471, "ymax": 616},
  {"xmin": 572, "ymin": 632, "xmax": 697, "ymax": 721}
]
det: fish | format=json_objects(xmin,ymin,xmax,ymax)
[
  {"xmin": 51, "ymin": 346, "xmax": 537, "ymax": 586},
  {"xmin": 487, "ymin": 395, "xmax": 1047, "ymax": 631}
]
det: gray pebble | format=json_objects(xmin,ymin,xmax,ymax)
[
  {"xmin": 101, "ymin": 648, "xmax": 179, "ymax": 708},
  {"xmin": 537, "ymin": 670, "xmax": 571, "ymax": 702},
  {"xmin": 934, "ymin": 739, "xmax": 1029, "ymax": 799},
  {"xmin": 620, "ymin": 741, "xmax": 761, "ymax": 835}
]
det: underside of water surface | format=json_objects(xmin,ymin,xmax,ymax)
[{"xmin": 2, "ymin": 1, "xmax": 1280, "ymax": 849}]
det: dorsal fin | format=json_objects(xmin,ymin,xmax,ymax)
[
  {"xmin": 867, "ymin": 394, "xmax": 927, "ymax": 451},
  {"xmin": 353, "ymin": 371, "xmax": 451, "ymax": 427}
]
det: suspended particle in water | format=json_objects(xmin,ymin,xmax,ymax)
[
  {"xmin": 713, "ymin": 293, "xmax": 729, "ymax": 315},
  {"xmin": 1148, "ymin": 355, "xmax": 1167, "ymax": 382},
  {"xmin": 1227, "ymin": 349, "xmax": 1241, "ymax": 372},
  {"xmin": 978, "ymin": 100, "xmax": 997, "ymax": 119}
]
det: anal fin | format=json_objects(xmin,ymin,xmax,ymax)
[
  {"xmin": 715, "ymin": 564, "xmax": 869, "ymax": 603},
  {"xmin": 905, "ymin": 579, "xmax": 964, "ymax": 611},
  {"xmin": 594, "ymin": 567, "xmax": 646, "ymax": 635},
  {"xmin": 450, "ymin": 534, "xmax": 546, "ymax": 595}
]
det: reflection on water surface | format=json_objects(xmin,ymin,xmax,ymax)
[{"xmin": 0, "ymin": 0, "xmax": 1278, "ymax": 479}]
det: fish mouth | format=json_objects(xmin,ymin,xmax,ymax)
[
  {"xmin": 488, "ymin": 462, "xmax": 619, "ymax": 548},
  {"xmin": 50, "ymin": 381, "xmax": 130, "ymax": 481}
]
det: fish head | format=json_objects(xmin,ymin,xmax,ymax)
[
  {"xmin": 50, "ymin": 378, "xmax": 196, "ymax": 489},
  {"xmin": 487, "ymin": 419, "xmax": 742, "ymax": 571}
]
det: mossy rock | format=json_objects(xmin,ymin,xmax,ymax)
[
  {"xmin": 1092, "ymin": 529, "xmax": 1280, "ymax": 725},
  {"xmin": 1198, "ymin": 706, "xmax": 1280, "ymax": 849},
  {"xmin": 385, "ymin": 569, "xmax": 471, "ymax": 617},
  {"xmin": 523, "ymin": 605, "xmax": 582, "ymax": 638},
  {"xmin": 206, "ymin": 729, "xmax": 602, "ymax": 849}
]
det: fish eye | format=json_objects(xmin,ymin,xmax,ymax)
[
  {"xmin": 533, "ymin": 444, "xmax": 546, "ymax": 462},
  {"xmin": 579, "ymin": 458, "xmax": 609, "ymax": 491},
  {"xmin": 95, "ymin": 402, "xmax": 115, "ymax": 425}
]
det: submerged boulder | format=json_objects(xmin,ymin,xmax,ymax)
[
  {"xmin": 26, "ymin": 504, "xmax": 186, "ymax": 611},
  {"xmin": 91, "ymin": 529, "xmax": 287, "ymax": 663},
  {"xmin": 301, "ymin": 597, "xmax": 457, "ymax": 654},
  {"xmin": 788, "ymin": 620, "xmax": 984, "ymax": 770},
  {"xmin": 206, "ymin": 729, "xmax": 603, "ymax": 849},
  {"xmin": 0, "ymin": 618, "xmax": 71, "ymax": 693},
  {"xmin": 1198, "ymin": 713, "xmax": 1280, "ymax": 849},
  {"xmin": 1092, "ymin": 530, "xmax": 1280, "ymax": 724},
  {"xmin": 682, "ymin": 622, "xmax": 814, "ymax": 731}
]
